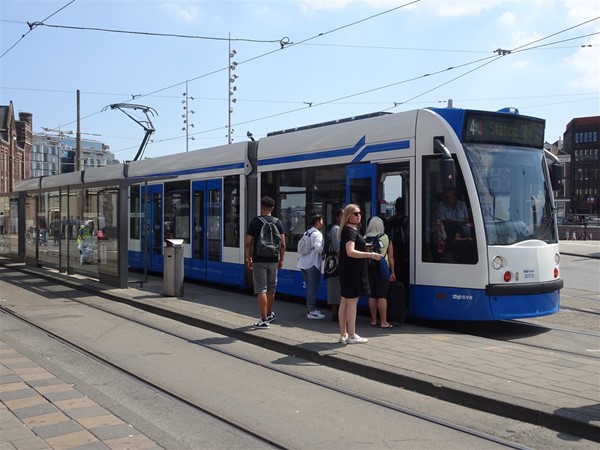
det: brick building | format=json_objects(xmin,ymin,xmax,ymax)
[
  {"xmin": 0, "ymin": 102, "xmax": 32, "ymax": 193},
  {"xmin": 563, "ymin": 116, "xmax": 600, "ymax": 216}
]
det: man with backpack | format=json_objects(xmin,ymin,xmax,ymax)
[
  {"xmin": 245, "ymin": 196, "xmax": 286, "ymax": 329},
  {"xmin": 297, "ymin": 213, "xmax": 325, "ymax": 319}
]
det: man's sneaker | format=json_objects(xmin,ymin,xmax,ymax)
[
  {"xmin": 265, "ymin": 311, "xmax": 276, "ymax": 323},
  {"xmin": 253, "ymin": 319, "xmax": 270, "ymax": 329},
  {"xmin": 307, "ymin": 310, "xmax": 325, "ymax": 319},
  {"xmin": 338, "ymin": 334, "xmax": 348, "ymax": 344},
  {"xmin": 347, "ymin": 334, "xmax": 368, "ymax": 344}
]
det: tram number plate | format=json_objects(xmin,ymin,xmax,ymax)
[{"xmin": 523, "ymin": 269, "xmax": 535, "ymax": 279}]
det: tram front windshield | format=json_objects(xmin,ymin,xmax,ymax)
[{"xmin": 465, "ymin": 144, "xmax": 557, "ymax": 245}]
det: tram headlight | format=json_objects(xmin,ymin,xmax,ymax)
[
  {"xmin": 555, "ymin": 253, "xmax": 560, "ymax": 265},
  {"xmin": 492, "ymin": 256, "xmax": 503, "ymax": 270}
]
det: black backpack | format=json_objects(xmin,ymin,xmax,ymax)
[
  {"xmin": 364, "ymin": 233, "xmax": 384, "ymax": 269},
  {"xmin": 256, "ymin": 216, "xmax": 281, "ymax": 258}
]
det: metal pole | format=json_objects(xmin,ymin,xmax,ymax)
[
  {"xmin": 185, "ymin": 80, "xmax": 189, "ymax": 152},
  {"xmin": 76, "ymin": 89, "xmax": 81, "ymax": 171},
  {"xmin": 228, "ymin": 33, "xmax": 232, "ymax": 145}
]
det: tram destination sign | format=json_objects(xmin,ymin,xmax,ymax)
[{"xmin": 462, "ymin": 111, "xmax": 545, "ymax": 148}]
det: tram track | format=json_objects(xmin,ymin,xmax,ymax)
[{"xmin": 0, "ymin": 293, "xmax": 529, "ymax": 450}]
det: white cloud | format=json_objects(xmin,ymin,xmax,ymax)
[
  {"xmin": 163, "ymin": 3, "xmax": 202, "ymax": 22},
  {"xmin": 298, "ymin": 0, "xmax": 420, "ymax": 14},
  {"xmin": 563, "ymin": 0, "xmax": 600, "ymax": 25},
  {"xmin": 424, "ymin": 0, "xmax": 507, "ymax": 17},
  {"xmin": 499, "ymin": 11, "xmax": 517, "ymax": 27},
  {"xmin": 565, "ymin": 36, "xmax": 600, "ymax": 90},
  {"xmin": 298, "ymin": 0, "xmax": 353, "ymax": 13}
]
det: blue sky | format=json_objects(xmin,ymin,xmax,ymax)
[{"xmin": 1, "ymin": 0, "xmax": 599, "ymax": 162}]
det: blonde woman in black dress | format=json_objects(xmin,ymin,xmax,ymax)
[{"xmin": 338, "ymin": 204, "xmax": 382, "ymax": 344}]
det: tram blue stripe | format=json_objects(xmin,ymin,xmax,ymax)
[
  {"xmin": 352, "ymin": 140, "xmax": 411, "ymax": 162},
  {"xmin": 147, "ymin": 162, "xmax": 245, "ymax": 177},
  {"xmin": 258, "ymin": 136, "xmax": 366, "ymax": 166},
  {"xmin": 258, "ymin": 137, "xmax": 411, "ymax": 166}
]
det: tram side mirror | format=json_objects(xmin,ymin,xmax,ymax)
[
  {"xmin": 434, "ymin": 137, "xmax": 456, "ymax": 190},
  {"xmin": 550, "ymin": 163, "xmax": 564, "ymax": 191}
]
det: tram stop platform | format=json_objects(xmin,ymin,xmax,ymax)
[{"xmin": 1, "ymin": 241, "xmax": 599, "ymax": 448}]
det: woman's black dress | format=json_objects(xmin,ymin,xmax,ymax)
[{"xmin": 339, "ymin": 225, "xmax": 370, "ymax": 298}]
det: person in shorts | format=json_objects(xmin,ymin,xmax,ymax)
[{"xmin": 245, "ymin": 196, "xmax": 286, "ymax": 329}]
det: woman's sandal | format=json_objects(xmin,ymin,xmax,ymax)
[
  {"xmin": 380, "ymin": 324, "xmax": 394, "ymax": 329},
  {"xmin": 370, "ymin": 322, "xmax": 378, "ymax": 327}
]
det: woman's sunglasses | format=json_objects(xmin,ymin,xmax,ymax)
[{"xmin": 352, "ymin": 212, "xmax": 361, "ymax": 216}]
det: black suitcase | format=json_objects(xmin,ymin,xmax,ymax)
[{"xmin": 387, "ymin": 281, "xmax": 407, "ymax": 324}]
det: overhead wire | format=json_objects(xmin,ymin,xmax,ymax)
[
  {"xmin": 13, "ymin": 2, "xmax": 597, "ymax": 155},
  {"xmin": 0, "ymin": 0, "xmax": 77, "ymax": 60},
  {"xmin": 184, "ymin": 24, "xmax": 599, "ymax": 143},
  {"xmin": 45, "ymin": 0, "xmax": 420, "ymax": 137},
  {"xmin": 23, "ymin": 22, "xmax": 284, "ymax": 44}
]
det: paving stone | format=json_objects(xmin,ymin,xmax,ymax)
[
  {"xmin": 27, "ymin": 377, "xmax": 63, "ymax": 388},
  {"xmin": 0, "ymin": 387, "xmax": 38, "ymax": 402},
  {"xmin": 22, "ymin": 411, "xmax": 71, "ymax": 428},
  {"xmin": 0, "ymin": 381, "xmax": 28, "ymax": 393},
  {"xmin": 11, "ymin": 403, "xmax": 58, "ymax": 420},
  {"xmin": 0, "ymin": 374, "xmax": 20, "ymax": 384},
  {"xmin": 4, "ymin": 436, "xmax": 50, "ymax": 450},
  {"xmin": 19, "ymin": 371, "xmax": 55, "ymax": 383},
  {"xmin": 68, "ymin": 442, "xmax": 110, "ymax": 450},
  {"xmin": 104, "ymin": 433, "xmax": 161, "ymax": 450},
  {"xmin": 90, "ymin": 423, "xmax": 140, "ymax": 440},
  {"xmin": 32, "ymin": 419, "xmax": 83, "ymax": 439},
  {"xmin": 64, "ymin": 405, "xmax": 110, "ymax": 419},
  {"xmin": 45, "ymin": 429, "xmax": 99, "ymax": 449},
  {"xmin": 4, "ymin": 394, "xmax": 48, "ymax": 410},
  {"xmin": 76, "ymin": 414, "xmax": 124, "ymax": 429},
  {"xmin": 43, "ymin": 389, "xmax": 88, "ymax": 402},
  {"xmin": 35, "ymin": 383, "xmax": 75, "ymax": 395}
]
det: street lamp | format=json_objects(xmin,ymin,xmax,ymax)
[
  {"xmin": 182, "ymin": 81, "xmax": 195, "ymax": 152},
  {"xmin": 227, "ymin": 33, "xmax": 238, "ymax": 144}
]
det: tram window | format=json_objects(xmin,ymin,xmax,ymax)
[
  {"xmin": 422, "ymin": 156, "xmax": 477, "ymax": 264},
  {"xmin": 129, "ymin": 185, "xmax": 141, "ymax": 240},
  {"xmin": 223, "ymin": 175, "xmax": 240, "ymax": 248},
  {"xmin": 193, "ymin": 191, "xmax": 204, "ymax": 259},
  {"xmin": 262, "ymin": 165, "xmax": 345, "ymax": 251},
  {"xmin": 164, "ymin": 181, "xmax": 190, "ymax": 243}
]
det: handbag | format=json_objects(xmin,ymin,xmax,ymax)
[
  {"xmin": 323, "ymin": 251, "xmax": 339, "ymax": 278},
  {"xmin": 378, "ymin": 256, "xmax": 390, "ymax": 279}
]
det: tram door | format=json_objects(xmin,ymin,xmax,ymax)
[
  {"xmin": 191, "ymin": 179, "xmax": 223, "ymax": 281},
  {"xmin": 140, "ymin": 184, "xmax": 164, "ymax": 272},
  {"xmin": 346, "ymin": 164, "xmax": 377, "ymax": 233}
]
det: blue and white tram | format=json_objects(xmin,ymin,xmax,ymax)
[{"xmin": 127, "ymin": 106, "xmax": 563, "ymax": 320}]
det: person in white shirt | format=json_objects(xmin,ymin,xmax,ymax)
[{"xmin": 297, "ymin": 213, "xmax": 325, "ymax": 319}]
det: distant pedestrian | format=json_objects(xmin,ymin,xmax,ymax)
[
  {"xmin": 327, "ymin": 208, "xmax": 343, "ymax": 321},
  {"xmin": 0, "ymin": 212, "xmax": 5, "ymax": 236},
  {"xmin": 245, "ymin": 196, "xmax": 285, "ymax": 329},
  {"xmin": 297, "ymin": 213, "xmax": 325, "ymax": 319},
  {"xmin": 51, "ymin": 216, "xmax": 61, "ymax": 245},
  {"xmin": 572, "ymin": 231, "xmax": 577, "ymax": 240},
  {"xmin": 337, "ymin": 204, "xmax": 381, "ymax": 345}
]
